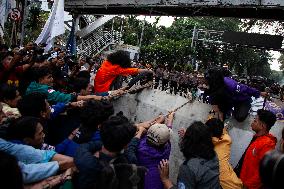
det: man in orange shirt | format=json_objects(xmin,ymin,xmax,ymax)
[
  {"xmin": 94, "ymin": 50, "xmax": 154, "ymax": 95},
  {"xmin": 240, "ymin": 109, "xmax": 277, "ymax": 189}
]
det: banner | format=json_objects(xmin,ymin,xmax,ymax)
[
  {"xmin": 35, "ymin": 0, "xmax": 65, "ymax": 51},
  {"xmin": 265, "ymin": 101, "xmax": 284, "ymax": 121}
]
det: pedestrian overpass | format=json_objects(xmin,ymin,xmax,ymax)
[{"xmin": 65, "ymin": 0, "xmax": 284, "ymax": 20}]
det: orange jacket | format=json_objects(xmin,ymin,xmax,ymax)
[
  {"xmin": 94, "ymin": 60, "xmax": 139, "ymax": 93},
  {"xmin": 240, "ymin": 134, "xmax": 277, "ymax": 189}
]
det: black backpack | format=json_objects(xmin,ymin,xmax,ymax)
[{"xmin": 95, "ymin": 156, "xmax": 147, "ymax": 189}]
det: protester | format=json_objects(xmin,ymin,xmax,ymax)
[
  {"xmin": 74, "ymin": 113, "xmax": 140, "ymax": 189},
  {"xmin": 206, "ymin": 118, "xmax": 243, "ymax": 189},
  {"xmin": 1, "ymin": 40, "xmax": 283, "ymax": 189},
  {"xmin": 0, "ymin": 84, "xmax": 21, "ymax": 119},
  {"xmin": 0, "ymin": 150, "xmax": 23, "ymax": 189},
  {"xmin": 0, "ymin": 138, "xmax": 74, "ymax": 183},
  {"xmin": 259, "ymin": 150, "xmax": 284, "ymax": 189},
  {"xmin": 238, "ymin": 109, "xmax": 277, "ymax": 189},
  {"xmin": 204, "ymin": 67, "xmax": 268, "ymax": 122},
  {"xmin": 125, "ymin": 112, "xmax": 174, "ymax": 189},
  {"xmin": 25, "ymin": 66, "xmax": 105, "ymax": 104},
  {"xmin": 72, "ymin": 77, "xmax": 93, "ymax": 96},
  {"xmin": 94, "ymin": 50, "xmax": 154, "ymax": 95},
  {"xmin": 73, "ymin": 99, "xmax": 114, "ymax": 144},
  {"xmin": 159, "ymin": 121, "xmax": 221, "ymax": 189}
]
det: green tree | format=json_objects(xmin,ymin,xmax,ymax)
[
  {"xmin": 83, "ymin": 15, "xmax": 274, "ymax": 77},
  {"xmin": 24, "ymin": 5, "xmax": 49, "ymax": 44},
  {"xmin": 3, "ymin": 2, "xmax": 49, "ymax": 45},
  {"xmin": 278, "ymin": 54, "xmax": 284, "ymax": 72}
]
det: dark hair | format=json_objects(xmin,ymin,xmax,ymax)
[
  {"xmin": 11, "ymin": 44, "xmax": 19, "ymax": 49},
  {"xmin": 0, "ymin": 84, "xmax": 18, "ymax": 101},
  {"xmin": 86, "ymin": 56, "xmax": 92, "ymax": 64},
  {"xmin": 205, "ymin": 67, "xmax": 232, "ymax": 115},
  {"xmin": 8, "ymin": 116, "xmax": 40, "ymax": 140},
  {"xmin": 74, "ymin": 100, "xmax": 114, "ymax": 144},
  {"xmin": 205, "ymin": 118, "xmax": 224, "ymax": 139},
  {"xmin": 34, "ymin": 55, "xmax": 46, "ymax": 63},
  {"xmin": 180, "ymin": 121, "xmax": 215, "ymax": 160},
  {"xmin": 0, "ymin": 44, "xmax": 9, "ymax": 51},
  {"xmin": 107, "ymin": 50, "xmax": 131, "ymax": 68},
  {"xmin": 77, "ymin": 70, "xmax": 91, "ymax": 80},
  {"xmin": 0, "ymin": 151, "xmax": 23, "ymax": 189},
  {"xmin": 72, "ymin": 77, "xmax": 89, "ymax": 93},
  {"xmin": 32, "ymin": 66, "xmax": 52, "ymax": 82},
  {"xmin": 100, "ymin": 114, "xmax": 136, "ymax": 152},
  {"xmin": 97, "ymin": 162, "xmax": 147, "ymax": 189},
  {"xmin": 0, "ymin": 51, "xmax": 14, "ymax": 62},
  {"xmin": 205, "ymin": 67, "xmax": 225, "ymax": 93},
  {"xmin": 80, "ymin": 100, "xmax": 114, "ymax": 130},
  {"xmin": 257, "ymin": 109, "xmax": 276, "ymax": 131},
  {"xmin": 17, "ymin": 93, "xmax": 47, "ymax": 117},
  {"xmin": 260, "ymin": 150, "xmax": 284, "ymax": 189}
]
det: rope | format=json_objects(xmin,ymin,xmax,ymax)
[
  {"xmin": 106, "ymin": 82, "xmax": 193, "ymax": 126},
  {"xmin": 147, "ymin": 96, "xmax": 193, "ymax": 126},
  {"xmin": 106, "ymin": 82, "xmax": 153, "ymax": 100},
  {"xmin": 171, "ymin": 100, "xmax": 192, "ymax": 113}
]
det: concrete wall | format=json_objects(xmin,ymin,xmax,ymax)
[{"xmin": 113, "ymin": 88, "xmax": 284, "ymax": 181}]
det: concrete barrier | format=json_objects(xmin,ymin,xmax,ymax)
[{"xmin": 113, "ymin": 88, "xmax": 284, "ymax": 181}]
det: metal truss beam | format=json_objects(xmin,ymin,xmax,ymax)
[{"xmin": 65, "ymin": 0, "xmax": 284, "ymax": 20}]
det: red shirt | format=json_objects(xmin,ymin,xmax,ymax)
[
  {"xmin": 0, "ymin": 66, "xmax": 24, "ymax": 87},
  {"xmin": 94, "ymin": 60, "xmax": 139, "ymax": 93},
  {"xmin": 240, "ymin": 134, "xmax": 277, "ymax": 189}
]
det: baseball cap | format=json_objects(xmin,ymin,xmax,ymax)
[{"xmin": 147, "ymin": 123, "xmax": 170, "ymax": 146}]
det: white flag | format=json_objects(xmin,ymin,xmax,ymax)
[{"xmin": 35, "ymin": 0, "xmax": 65, "ymax": 51}]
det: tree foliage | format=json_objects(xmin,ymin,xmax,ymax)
[
  {"xmin": 3, "ymin": 2, "xmax": 49, "ymax": 45},
  {"xmin": 117, "ymin": 16, "xmax": 273, "ymax": 78},
  {"xmin": 24, "ymin": 5, "xmax": 49, "ymax": 44},
  {"xmin": 278, "ymin": 54, "xmax": 284, "ymax": 72}
]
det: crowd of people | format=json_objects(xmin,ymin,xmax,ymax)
[{"xmin": 0, "ymin": 42, "xmax": 283, "ymax": 189}]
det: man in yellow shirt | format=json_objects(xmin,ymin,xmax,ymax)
[{"xmin": 206, "ymin": 118, "xmax": 244, "ymax": 189}]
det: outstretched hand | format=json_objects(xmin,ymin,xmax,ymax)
[
  {"xmin": 158, "ymin": 159, "xmax": 170, "ymax": 181},
  {"xmin": 155, "ymin": 114, "xmax": 166, "ymax": 124},
  {"xmin": 158, "ymin": 159, "xmax": 173, "ymax": 189},
  {"xmin": 178, "ymin": 128, "xmax": 186, "ymax": 139},
  {"xmin": 260, "ymin": 92, "xmax": 269, "ymax": 98}
]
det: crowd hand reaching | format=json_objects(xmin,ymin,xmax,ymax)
[
  {"xmin": 178, "ymin": 127, "xmax": 186, "ymax": 139},
  {"xmin": 69, "ymin": 100, "xmax": 84, "ymax": 108},
  {"xmin": 68, "ymin": 128, "xmax": 80, "ymax": 140},
  {"xmin": 135, "ymin": 125, "xmax": 147, "ymax": 139},
  {"xmin": 25, "ymin": 167, "xmax": 77, "ymax": 189},
  {"xmin": 62, "ymin": 167, "xmax": 76, "ymax": 180},
  {"xmin": 137, "ymin": 114, "xmax": 166, "ymax": 129},
  {"xmin": 158, "ymin": 159, "xmax": 173, "ymax": 189},
  {"xmin": 159, "ymin": 159, "xmax": 169, "ymax": 181},
  {"xmin": 109, "ymin": 88, "xmax": 127, "ymax": 98},
  {"xmin": 167, "ymin": 111, "xmax": 175, "ymax": 120},
  {"xmin": 155, "ymin": 114, "xmax": 166, "ymax": 124},
  {"xmin": 186, "ymin": 92, "xmax": 193, "ymax": 101},
  {"xmin": 260, "ymin": 91, "xmax": 269, "ymax": 98},
  {"xmin": 24, "ymin": 175, "xmax": 62, "ymax": 189}
]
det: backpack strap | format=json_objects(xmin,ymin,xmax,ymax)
[
  {"xmin": 109, "ymin": 163, "xmax": 119, "ymax": 187},
  {"xmin": 129, "ymin": 164, "xmax": 140, "ymax": 189}
]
